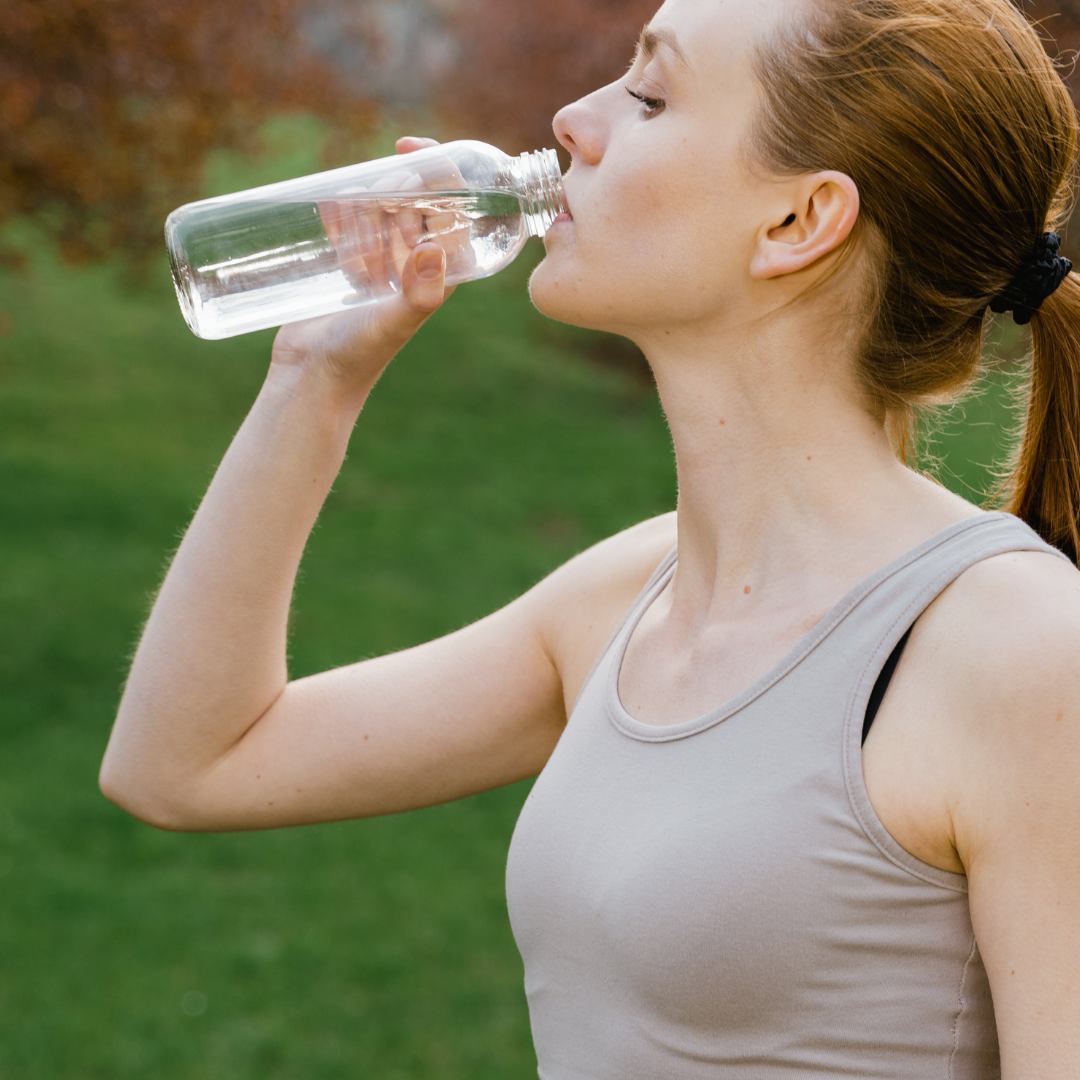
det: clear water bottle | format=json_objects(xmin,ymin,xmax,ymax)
[{"xmin": 165, "ymin": 140, "xmax": 566, "ymax": 340}]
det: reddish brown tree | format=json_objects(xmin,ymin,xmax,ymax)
[{"xmin": 0, "ymin": 0, "xmax": 377, "ymax": 262}]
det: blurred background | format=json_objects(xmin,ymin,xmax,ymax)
[{"xmin": 0, "ymin": 1, "xmax": 1075, "ymax": 1076}]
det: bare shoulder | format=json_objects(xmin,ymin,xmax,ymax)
[
  {"xmin": 528, "ymin": 511, "xmax": 678, "ymax": 713},
  {"xmin": 903, "ymin": 546, "xmax": 1080, "ymax": 859},
  {"xmin": 918, "ymin": 546, "xmax": 1080, "ymax": 712}
]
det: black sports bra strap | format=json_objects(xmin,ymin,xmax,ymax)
[{"xmin": 862, "ymin": 626, "xmax": 913, "ymax": 745}]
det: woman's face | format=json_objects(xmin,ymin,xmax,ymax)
[{"xmin": 529, "ymin": 0, "xmax": 802, "ymax": 336}]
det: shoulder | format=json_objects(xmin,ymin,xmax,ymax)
[
  {"xmin": 917, "ymin": 543, "xmax": 1080, "ymax": 711},
  {"xmin": 906, "ymin": 542, "xmax": 1080, "ymax": 856},
  {"xmin": 527, "ymin": 511, "xmax": 678, "ymax": 712}
]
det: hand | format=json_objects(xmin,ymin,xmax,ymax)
[{"xmin": 270, "ymin": 137, "xmax": 458, "ymax": 406}]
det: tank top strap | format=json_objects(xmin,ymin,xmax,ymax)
[{"xmin": 840, "ymin": 511, "xmax": 1068, "ymax": 708}]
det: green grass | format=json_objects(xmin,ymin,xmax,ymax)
[
  {"xmin": 0, "ymin": 204, "xmax": 1029, "ymax": 1076},
  {"xmin": 0, "ymin": 231, "xmax": 674, "ymax": 1079}
]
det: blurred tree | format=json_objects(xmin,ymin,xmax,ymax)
[
  {"xmin": 436, "ymin": 0, "xmax": 657, "ymax": 156},
  {"xmin": 0, "ymin": 0, "xmax": 378, "ymax": 263}
]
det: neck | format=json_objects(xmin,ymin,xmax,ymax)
[{"xmin": 633, "ymin": 309, "xmax": 969, "ymax": 625}]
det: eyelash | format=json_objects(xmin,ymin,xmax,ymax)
[{"xmin": 626, "ymin": 87, "xmax": 665, "ymax": 118}]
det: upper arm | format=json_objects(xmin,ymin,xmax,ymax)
[
  {"xmin": 934, "ymin": 554, "xmax": 1080, "ymax": 1075},
  {"xmin": 157, "ymin": 513, "xmax": 677, "ymax": 832}
]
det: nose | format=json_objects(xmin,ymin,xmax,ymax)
[{"xmin": 552, "ymin": 85, "xmax": 610, "ymax": 167}]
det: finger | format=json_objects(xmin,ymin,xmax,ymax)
[
  {"xmin": 399, "ymin": 242, "xmax": 448, "ymax": 315},
  {"xmin": 355, "ymin": 208, "xmax": 392, "ymax": 295},
  {"xmin": 396, "ymin": 136, "xmax": 440, "ymax": 154},
  {"xmin": 369, "ymin": 169, "xmax": 416, "ymax": 193},
  {"xmin": 395, "ymin": 174, "xmax": 427, "ymax": 248},
  {"xmin": 321, "ymin": 199, "xmax": 367, "ymax": 290}
]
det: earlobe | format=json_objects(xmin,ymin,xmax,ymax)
[{"xmin": 751, "ymin": 172, "xmax": 860, "ymax": 281}]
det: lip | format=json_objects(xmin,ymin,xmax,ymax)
[{"xmin": 554, "ymin": 183, "xmax": 573, "ymax": 223}]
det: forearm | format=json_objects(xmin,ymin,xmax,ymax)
[
  {"xmin": 101, "ymin": 361, "xmax": 364, "ymax": 818},
  {"xmin": 101, "ymin": 231, "xmax": 453, "ymax": 825}
]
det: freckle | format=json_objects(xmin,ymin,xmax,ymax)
[
  {"xmin": 744, "ymin": 585, "xmax": 751, "ymax": 594},
  {"xmin": 364, "ymin": 734, "xmax": 369, "ymax": 741},
  {"xmin": 719, "ymin": 417, "xmax": 725, "ymax": 425},
  {"xmin": 268, "ymin": 801, "xmax": 274, "ymax": 806},
  {"xmin": 807, "ymin": 455, "xmax": 812, "ymax": 460},
  {"xmin": 1011, "ymin": 969, "xmax": 1015, "ymax": 975},
  {"xmin": 1056, "ymin": 711, "xmax": 1064, "ymax": 721}
]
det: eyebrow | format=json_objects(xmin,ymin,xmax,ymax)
[{"xmin": 636, "ymin": 25, "xmax": 689, "ymax": 69}]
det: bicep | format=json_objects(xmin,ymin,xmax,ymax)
[
  {"xmin": 956, "ymin": 609, "xmax": 1080, "ymax": 1073},
  {"xmin": 185, "ymin": 591, "xmax": 566, "ymax": 830},
  {"xmin": 967, "ymin": 800, "xmax": 1080, "ymax": 1076}
]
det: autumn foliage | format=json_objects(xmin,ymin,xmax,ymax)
[
  {"xmin": 0, "ymin": 0, "xmax": 376, "ymax": 262},
  {"xmin": 0, "ymin": 0, "xmax": 656, "ymax": 263}
]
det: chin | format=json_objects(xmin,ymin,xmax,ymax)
[{"xmin": 527, "ymin": 254, "xmax": 621, "ymax": 333}]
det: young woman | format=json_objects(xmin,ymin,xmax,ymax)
[{"xmin": 102, "ymin": 0, "xmax": 1080, "ymax": 1073}]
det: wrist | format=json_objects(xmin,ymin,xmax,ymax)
[{"xmin": 262, "ymin": 350, "xmax": 373, "ymax": 431}]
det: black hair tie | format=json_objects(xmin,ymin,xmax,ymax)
[{"xmin": 989, "ymin": 231, "xmax": 1072, "ymax": 325}]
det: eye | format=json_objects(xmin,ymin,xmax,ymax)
[{"xmin": 626, "ymin": 87, "xmax": 666, "ymax": 119}]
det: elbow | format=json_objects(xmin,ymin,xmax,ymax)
[{"xmin": 98, "ymin": 756, "xmax": 205, "ymax": 832}]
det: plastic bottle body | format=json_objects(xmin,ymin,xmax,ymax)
[{"xmin": 165, "ymin": 141, "xmax": 566, "ymax": 340}]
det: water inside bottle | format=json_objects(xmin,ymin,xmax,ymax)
[{"xmin": 169, "ymin": 190, "xmax": 527, "ymax": 339}]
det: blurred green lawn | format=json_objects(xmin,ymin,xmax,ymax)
[{"xmin": 0, "ymin": 163, "xmax": 1028, "ymax": 1076}]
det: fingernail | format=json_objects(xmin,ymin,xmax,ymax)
[{"xmin": 417, "ymin": 248, "xmax": 444, "ymax": 279}]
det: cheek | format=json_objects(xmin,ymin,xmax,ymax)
[{"xmin": 529, "ymin": 155, "xmax": 746, "ymax": 329}]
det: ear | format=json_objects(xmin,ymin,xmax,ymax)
[{"xmin": 749, "ymin": 172, "xmax": 860, "ymax": 280}]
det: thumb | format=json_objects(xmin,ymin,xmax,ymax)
[
  {"xmin": 352, "ymin": 242, "xmax": 453, "ymax": 361},
  {"xmin": 400, "ymin": 242, "xmax": 450, "ymax": 317}
]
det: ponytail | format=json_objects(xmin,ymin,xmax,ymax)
[{"xmin": 1007, "ymin": 272, "xmax": 1080, "ymax": 565}]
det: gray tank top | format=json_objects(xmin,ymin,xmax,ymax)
[{"xmin": 506, "ymin": 513, "xmax": 1067, "ymax": 1079}]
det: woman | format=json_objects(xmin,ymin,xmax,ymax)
[{"xmin": 101, "ymin": 0, "xmax": 1080, "ymax": 1073}]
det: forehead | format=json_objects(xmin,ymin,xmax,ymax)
[{"xmin": 645, "ymin": 0, "xmax": 802, "ymax": 77}]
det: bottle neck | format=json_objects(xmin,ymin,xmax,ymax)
[{"xmin": 515, "ymin": 149, "xmax": 566, "ymax": 238}]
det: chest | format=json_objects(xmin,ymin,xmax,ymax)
[
  {"xmin": 505, "ymin": 664, "xmax": 985, "ymax": 1071},
  {"xmin": 618, "ymin": 600, "xmax": 962, "ymax": 874}
]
